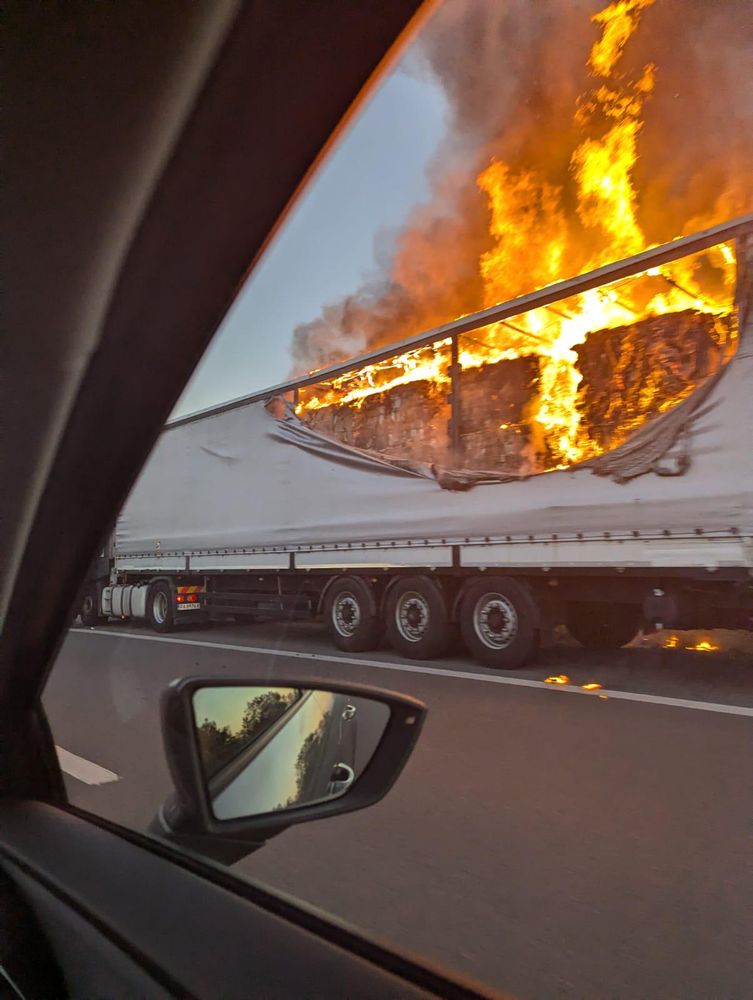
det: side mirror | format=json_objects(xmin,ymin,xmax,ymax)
[{"xmin": 150, "ymin": 677, "xmax": 426, "ymax": 864}]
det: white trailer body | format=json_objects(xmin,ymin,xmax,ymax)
[
  {"xmin": 114, "ymin": 340, "xmax": 752, "ymax": 575},
  {"xmin": 80, "ymin": 221, "xmax": 753, "ymax": 668}
]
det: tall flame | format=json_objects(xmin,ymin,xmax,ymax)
[
  {"xmin": 588, "ymin": 0, "xmax": 657, "ymax": 78},
  {"xmin": 475, "ymin": 0, "xmax": 733, "ymax": 465},
  {"xmin": 299, "ymin": 0, "xmax": 737, "ymax": 468}
]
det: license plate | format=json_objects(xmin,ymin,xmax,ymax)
[{"xmin": 177, "ymin": 602, "xmax": 200, "ymax": 611}]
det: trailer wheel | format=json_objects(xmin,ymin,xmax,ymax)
[
  {"xmin": 460, "ymin": 576, "xmax": 538, "ymax": 670},
  {"xmin": 324, "ymin": 576, "xmax": 381, "ymax": 652},
  {"xmin": 385, "ymin": 576, "xmax": 451, "ymax": 660},
  {"xmin": 566, "ymin": 602, "xmax": 640, "ymax": 650},
  {"xmin": 79, "ymin": 586, "xmax": 100, "ymax": 627},
  {"xmin": 147, "ymin": 581, "xmax": 174, "ymax": 634}
]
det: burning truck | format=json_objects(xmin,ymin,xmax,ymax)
[
  {"xmin": 77, "ymin": 0, "xmax": 753, "ymax": 668},
  {"xmin": 80, "ymin": 218, "xmax": 753, "ymax": 669}
]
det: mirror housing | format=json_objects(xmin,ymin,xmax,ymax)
[{"xmin": 150, "ymin": 676, "xmax": 426, "ymax": 864}]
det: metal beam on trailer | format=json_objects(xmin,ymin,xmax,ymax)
[
  {"xmin": 448, "ymin": 335, "xmax": 461, "ymax": 458},
  {"xmin": 169, "ymin": 212, "xmax": 753, "ymax": 429},
  {"xmin": 737, "ymin": 229, "xmax": 753, "ymax": 333}
]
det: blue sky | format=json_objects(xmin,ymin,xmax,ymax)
[{"xmin": 174, "ymin": 67, "xmax": 448, "ymax": 418}]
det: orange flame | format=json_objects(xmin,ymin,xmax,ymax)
[
  {"xmin": 588, "ymin": 0, "xmax": 657, "ymax": 78},
  {"xmin": 299, "ymin": 1, "xmax": 737, "ymax": 469},
  {"xmin": 662, "ymin": 633, "xmax": 720, "ymax": 652},
  {"xmin": 686, "ymin": 639, "xmax": 719, "ymax": 653},
  {"xmin": 475, "ymin": 0, "xmax": 734, "ymax": 464}
]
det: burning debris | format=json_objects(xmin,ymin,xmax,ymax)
[
  {"xmin": 293, "ymin": 0, "xmax": 749, "ymax": 473},
  {"xmin": 642, "ymin": 631, "xmax": 753, "ymax": 656},
  {"xmin": 663, "ymin": 635, "xmax": 720, "ymax": 654},
  {"xmin": 689, "ymin": 640, "xmax": 719, "ymax": 653}
]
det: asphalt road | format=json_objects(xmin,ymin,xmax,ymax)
[{"xmin": 44, "ymin": 621, "xmax": 753, "ymax": 1000}]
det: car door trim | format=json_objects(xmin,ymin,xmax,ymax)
[{"xmin": 0, "ymin": 802, "xmax": 504, "ymax": 1000}]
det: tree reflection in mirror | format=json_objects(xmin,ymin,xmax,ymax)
[{"xmin": 192, "ymin": 687, "xmax": 391, "ymax": 821}]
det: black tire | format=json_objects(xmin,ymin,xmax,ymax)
[
  {"xmin": 324, "ymin": 576, "xmax": 382, "ymax": 652},
  {"xmin": 566, "ymin": 602, "xmax": 640, "ymax": 650},
  {"xmin": 459, "ymin": 576, "xmax": 539, "ymax": 670},
  {"xmin": 147, "ymin": 580, "xmax": 175, "ymax": 634},
  {"xmin": 79, "ymin": 586, "xmax": 100, "ymax": 627},
  {"xmin": 385, "ymin": 576, "xmax": 451, "ymax": 660}
]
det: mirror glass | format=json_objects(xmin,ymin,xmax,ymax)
[{"xmin": 191, "ymin": 685, "xmax": 391, "ymax": 820}]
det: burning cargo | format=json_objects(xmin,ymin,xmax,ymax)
[
  {"xmin": 304, "ymin": 355, "xmax": 540, "ymax": 473},
  {"xmin": 300, "ymin": 309, "xmax": 733, "ymax": 475},
  {"xmin": 293, "ymin": 0, "xmax": 748, "ymax": 474}
]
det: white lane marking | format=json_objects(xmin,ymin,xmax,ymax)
[
  {"xmin": 70, "ymin": 628, "xmax": 753, "ymax": 719},
  {"xmin": 55, "ymin": 745, "xmax": 119, "ymax": 785}
]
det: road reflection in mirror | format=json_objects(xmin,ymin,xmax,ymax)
[{"xmin": 192, "ymin": 686, "xmax": 390, "ymax": 821}]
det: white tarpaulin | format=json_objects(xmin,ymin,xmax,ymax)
[{"xmin": 116, "ymin": 332, "xmax": 753, "ymax": 560}]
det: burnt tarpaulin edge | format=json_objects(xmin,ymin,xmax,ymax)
[{"xmin": 267, "ymin": 398, "xmax": 530, "ymax": 491}]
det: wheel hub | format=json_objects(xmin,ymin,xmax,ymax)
[
  {"xmin": 474, "ymin": 593, "xmax": 518, "ymax": 649},
  {"xmin": 333, "ymin": 593, "xmax": 360, "ymax": 637},
  {"xmin": 153, "ymin": 591, "xmax": 168, "ymax": 625},
  {"xmin": 397, "ymin": 592, "xmax": 430, "ymax": 642}
]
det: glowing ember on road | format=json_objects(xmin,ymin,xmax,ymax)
[
  {"xmin": 545, "ymin": 675, "xmax": 570, "ymax": 685},
  {"xmin": 686, "ymin": 640, "xmax": 719, "ymax": 653},
  {"xmin": 581, "ymin": 682, "xmax": 603, "ymax": 691}
]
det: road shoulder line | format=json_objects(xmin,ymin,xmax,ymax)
[{"xmin": 69, "ymin": 629, "xmax": 753, "ymax": 718}]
